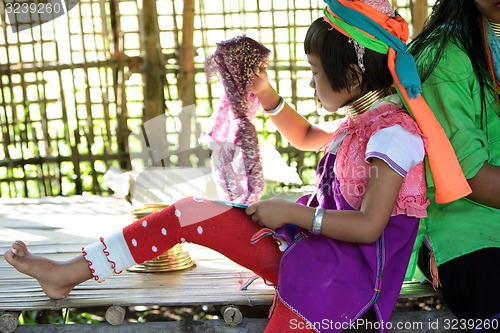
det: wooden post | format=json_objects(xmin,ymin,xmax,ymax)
[
  {"xmin": 178, "ymin": 0, "xmax": 196, "ymax": 166},
  {"xmin": 411, "ymin": 0, "xmax": 429, "ymax": 37},
  {"xmin": 0, "ymin": 312, "xmax": 19, "ymax": 333},
  {"xmin": 222, "ymin": 305, "xmax": 243, "ymax": 327},
  {"xmin": 110, "ymin": 0, "xmax": 131, "ymax": 170},
  {"xmin": 142, "ymin": 0, "xmax": 165, "ymax": 122},
  {"xmin": 141, "ymin": 0, "xmax": 168, "ymax": 167},
  {"xmin": 105, "ymin": 306, "xmax": 126, "ymax": 326}
]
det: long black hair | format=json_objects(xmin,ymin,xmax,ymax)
[
  {"xmin": 304, "ymin": 17, "xmax": 393, "ymax": 93},
  {"xmin": 409, "ymin": 0, "xmax": 493, "ymax": 102}
]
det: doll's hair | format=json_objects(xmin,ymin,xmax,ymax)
[{"xmin": 304, "ymin": 17, "xmax": 393, "ymax": 93}]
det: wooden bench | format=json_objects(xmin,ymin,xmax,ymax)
[{"xmin": 0, "ymin": 196, "xmax": 463, "ymax": 333}]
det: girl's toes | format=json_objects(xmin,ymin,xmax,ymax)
[
  {"xmin": 4, "ymin": 249, "xmax": 17, "ymax": 266},
  {"xmin": 11, "ymin": 241, "xmax": 28, "ymax": 257}
]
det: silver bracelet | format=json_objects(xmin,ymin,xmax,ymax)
[
  {"xmin": 311, "ymin": 208, "xmax": 325, "ymax": 236},
  {"xmin": 263, "ymin": 96, "xmax": 285, "ymax": 116}
]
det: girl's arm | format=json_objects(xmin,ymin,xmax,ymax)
[
  {"xmin": 251, "ymin": 69, "xmax": 335, "ymax": 151},
  {"xmin": 246, "ymin": 158, "xmax": 404, "ymax": 244}
]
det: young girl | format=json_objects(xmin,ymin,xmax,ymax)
[
  {"xmin": 4, "ymin": 1, "xmax": 468, "ymax": 332},
  {"xmin": 409, "ymin": 0, "xmax": 500, "ymax": 329}
]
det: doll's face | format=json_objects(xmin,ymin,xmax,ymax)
[
  {"xmin": 307, "ymin": 54, "xmax": 362, "ymax": 113},
  {"xmin": 474, "ymin": 0, "xmax": 500, "ymax": 23}
]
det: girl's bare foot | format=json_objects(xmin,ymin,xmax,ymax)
[{"xmin": 4, "ymin": 240, "xmax": 93, "ymax": 299}]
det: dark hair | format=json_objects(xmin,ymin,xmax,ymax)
[
  {"xmin": 409, "ymin": 0, "xmax": 491, "ymax": 110},
  {"xmin": 304, "ymin": 17, "xmax": 393, "ymax": 93}
]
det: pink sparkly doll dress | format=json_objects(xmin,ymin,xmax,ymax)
[{"xmin": 201, "ymin": 35, "xmax": 270, "ymax": 204}]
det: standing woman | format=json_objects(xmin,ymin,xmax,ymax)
[{"xmin": 409, "ymin": 0, "xmax": 500, "ymax": 330}]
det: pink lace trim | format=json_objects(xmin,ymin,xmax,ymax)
[
  {"xmin": 393, "ymin": 191, "xmax": 429, "ymax": 218},
  {"xmin": 332, "ymin": 103, "xmax": 429, "ymax": 217},
  {"xmin": 82, "ymin": 247, "xmax": 100, "ymax": 282},
  {"xmin": 100, "ymin": 237, "xmax": 122, "ymax": 275}
]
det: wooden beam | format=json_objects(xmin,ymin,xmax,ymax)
[
  {"xmin": 12, "ymin": 319, "xmax": 269, "ymax": 333},
  {"xmin": 11, "ymin": 311, "xmax": 466, "ymax": 333}
]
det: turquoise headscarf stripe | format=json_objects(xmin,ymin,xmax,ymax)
[
  {"xmin": 323, "ymin": 8, "xmax": 389, "ymax": 54},
  {"xmin": 324, "ymin": 0, "xmax": 422, "ymax": 98}
]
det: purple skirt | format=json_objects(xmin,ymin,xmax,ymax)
[{"xmin": 274, "ymin": 179, "xmax": 419, "ymax": 332}]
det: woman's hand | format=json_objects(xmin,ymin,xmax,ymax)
[{"xmin": 245, "ymin": 198, "xmax": 299, "ymax": 230}]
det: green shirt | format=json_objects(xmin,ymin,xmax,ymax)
[{"xmin": 416, "ymin": 40, "xmax": 500, "ymax": 266}]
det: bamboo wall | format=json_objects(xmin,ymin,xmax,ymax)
[{"xmin": 0, "ymin": 0, "xmax": 432, "ymax": 198}]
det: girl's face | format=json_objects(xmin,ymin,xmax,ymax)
[
  {"xmin": 474, "ymin": 0, "xmax": 500, "ymax": 23},
  {"xmin": 307, "ymin": 54, "xmax": 360, "ymax": 113}
]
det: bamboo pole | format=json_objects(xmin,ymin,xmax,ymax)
[
  {"xmin": 142, "ymin": 1, "xmax": 165, "ymax": 122},
  {"xmin": 109, "ymin": 0, "xmax": 131, "ymax": 171},
  {"xmin": 141, "ymin": 0, "xmax": 168, "ymax": 167},
  {"xmin": 178, "ymin": 0, "xmax": 196, "ymax": 166},
  {"xmin": 0, "ymin": 312, "xmax": 19, "ymax": 333}
]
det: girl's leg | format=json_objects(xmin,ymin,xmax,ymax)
[
  {"xmin": 5, "ymin": 197, "xmax": 282, "ymax": 299},
  {"xmin": 99, "ymin": 196, "xmax": 281, "ymax": 283}
]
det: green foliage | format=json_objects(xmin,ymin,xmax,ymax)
[
  {"xmin": 16, "ymin": 305, "xmax": 222, "ymax": 326},
  {"xmin": 18, "ymin": 309, "xmax": 103, "ymax": 325},
  {"xmin": 135, "ymin": 310, "xmax": 149, "ymax": 323}
]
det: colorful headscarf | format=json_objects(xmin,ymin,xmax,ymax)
[
  {"xmin": 323, "ymin": 0, "xmax": 471, "ymax": 203},
  {"xmin": 201, "ymin": 36, "xmax": 270, "ymax": 204}
]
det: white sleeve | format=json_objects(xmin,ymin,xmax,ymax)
[{"xmin": 365, "ymin": 124, "xmax": 425, "ymax": 177}]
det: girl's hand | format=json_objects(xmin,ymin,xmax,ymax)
[
  {"xmin": 250, "ymin": 67, "xmax": 274, "ymax": 98},
  {"xmin": 245, "ymin": 198, "xmax": 297, "ymax": 230}
]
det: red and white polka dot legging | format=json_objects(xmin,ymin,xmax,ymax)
[{"xmin": 119, "ymin": 197, "xmax": 313, "ymax": 332}]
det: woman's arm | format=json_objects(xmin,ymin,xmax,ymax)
[
  {"xmin": 467, "ymin": 163, "xmax": 500, "ymax": 209},
  {"xmin": 417, "ymin": 41, "xmax": 500, "ymax": 209},
  {"xmin": 246, "ymin": 158, "xmax": 404, "ymax": 243},
  {"xmin": 251, "ymin": 69, "xmax": 335, "ymax": 151}
]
